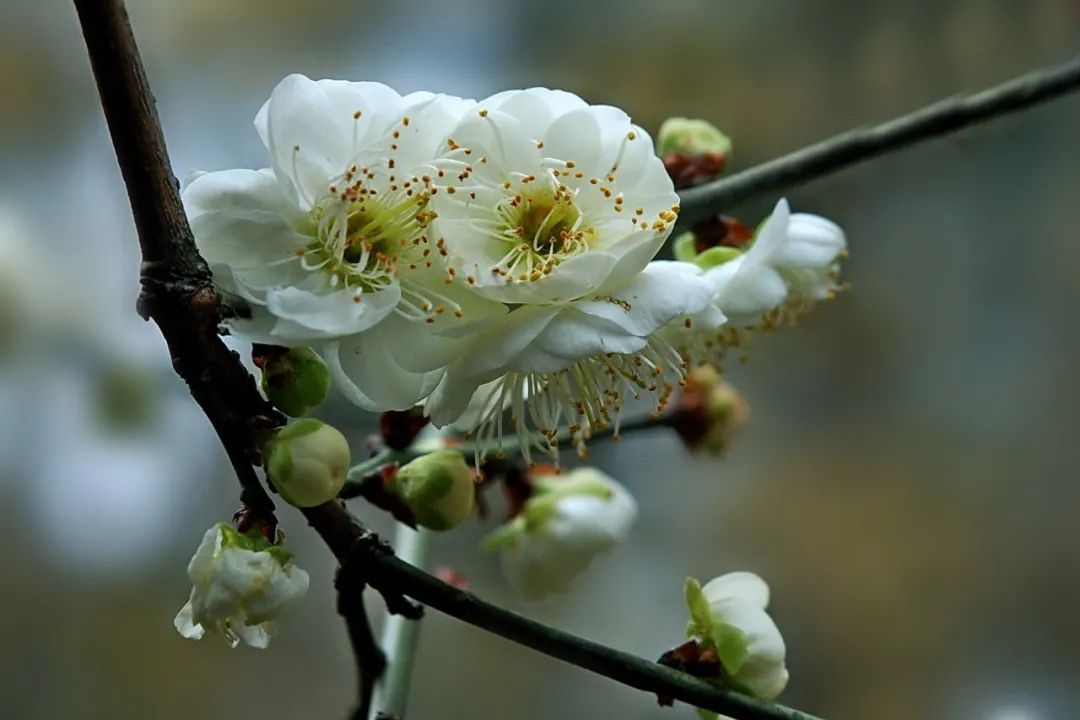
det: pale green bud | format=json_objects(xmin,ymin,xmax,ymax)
[
  {"xmin": 260, "ymin": 347, "xmax": 331, "ymax": 417},
  {"xmin": 265, "ymin": 419, "xmax": 350, "ymax": 507},
  {"xmin": 656, "ymin": 117, "xmax": 732, "ymax": 157},
  {"xmin": 389, "ymin": 450, "xmax": 475, "ymax": 531}
]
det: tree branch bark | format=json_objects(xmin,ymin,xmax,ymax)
[
  {"xmin": 676, "ymin": 54, "xmax": 1080, "ymax": 228},
  {"xmin": 73, "ymin": 0, "xmax": 281, "ymax": 518}
]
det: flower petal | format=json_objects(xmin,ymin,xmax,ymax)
[
  {"xmin": 702, "ymin": 571, "xmax": 770, "ymax": 609},
  {"xmin": 576, "ymin": 261, "xmax": 715, "ymax": 336},
  {"xmin": 256, "ymin": 75, "xmax": 407, "ymax": 209},
  {"xmin": 772, "ymin": 213, "xmax": 846, "ymax": 267},
  {"xmin": 264, "ymin": 283, "xmax": 401, "ymax": 341}
]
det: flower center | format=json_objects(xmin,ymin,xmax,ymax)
[
  {"xmin": 492, "ymin": 184, "xmax": 595, "ymax": 283},
  {"xmin": 303, "ymin": 181, "xmax": 435, "ymax": 291}
]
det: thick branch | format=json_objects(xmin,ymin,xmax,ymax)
[
  {"xmin": 74, "ymin": 0, "xmax": 282, "ymax": 516},
  {"xmin": 677, "ymin": 54, "xmax": 1080, "ymax": 227}
]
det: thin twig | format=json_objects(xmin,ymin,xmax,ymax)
[
  {"xmin": 323, "ymin": 502, "xmax": 819, "ymax": 720},
  {"xmin": 73, "ymin": 0, "xmax": 282, "ymax": 518},
  {"xmin": 336, "ymin": 570, "xmax": 387, "ymax": 720},
  {"xmin": 676, "ymin": 54, "xmax": 1080, "ymax": 228}
]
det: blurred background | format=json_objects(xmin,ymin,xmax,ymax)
[{"xmin": 1, "ymin": 1, "xmax": 1078, "ymax": 718}]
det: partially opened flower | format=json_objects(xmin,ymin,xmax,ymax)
[
  {"xmin": 685, "ymin": 571, "xmax": 789, "ymax": 718},
  {"xmin": 482, "ymin": 467, "xmax": 637, "ymax": 599},
  {"xmin": 706, "ymin": 198, "xmax": 846, "ymax": 326},
  {"xmin": 174, "ymin": 523, "xmax": 309, "ymax": 648},
  {"xmin": 183, "ymin": 74, "xmax": 480, "ymax": 343}
]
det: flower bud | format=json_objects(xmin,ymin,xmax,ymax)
[
  {"xmin": 388, "ymin": 450, "xmax": 475, "ymax": 531},
  {"xmin": 257, "ymin": 346, "xmax": 331, "ymax": 417},
  {"xmin": 671, "ymin": 365, "xmax": 749, "ymax": 454},
  {"xmin": 657, "ymin": 117, "xmax": 732, "ymax": 158},
  {"xmin": 482, "ymin": 467, "xmax": 637, "ymax": 600},
  {"xmin": 264, "ymin": 419, "xmax": 350, "ymax": 507},
  {"xmin": 685, "ymin": 572, "xmax": 788, "ymax": 701}
]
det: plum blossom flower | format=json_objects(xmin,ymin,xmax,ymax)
[
  {"xmin": 183, "ymin": 74, "xmax": 486, "ymax": 344},
  {"xmin": 482, "ymin": 467, "xmax": 637, "ymax": 600},
  {"xmin": 685, "ymin": 572, "xmax": 789, "ymax": 718},
  {"xmin": 661, "ymin": 199, "xmax": 845, "ymax": 366},
  {"xmin": 427, "ymin": 89, "xmax": 681, "ymax": 304},
  {"xmin": 707, "ymin": 198, "xmax": 846, "ymax": 326},
  {"xmin": 174, "ymin": 523, "xmax": 309, "ymax": 649}
]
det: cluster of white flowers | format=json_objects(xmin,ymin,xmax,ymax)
[{"xmin": 185, "ymin": 75, "xmax": 845, "ymax": 461}]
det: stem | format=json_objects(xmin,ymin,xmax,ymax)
[
  {"xmin": 676, "ymin": 53, "xmax": 1080, "ymax": 227},
  {"xmin": 369, "ymin": 526, "xmax": 431, "ymax": 720}
]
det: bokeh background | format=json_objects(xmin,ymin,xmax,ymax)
[{"xmin": 2, "ymin": 1, "xmax": 1079, "ymax": 719}]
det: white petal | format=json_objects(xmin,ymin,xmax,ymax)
[
  {"xmin": 173, "ymin": 599, "xmax": 205, "ymax": 640},
  {"xmin": 576, "ymin": 261, "xmax": 715, "ymax": 336},
  {"xmin": 708, "ymin": 256, "xmax": 788, "ymax": 319},
  {"xmin": 245, "ymin": 565, "xmax": 310, "ymax": 624},
  {"xmin": 481, "ymin": 87, "xmax": 589, "ymax": 141},
  {"xmin": 257, "ymin": 75, "xmax": 406, "ymax": 209},
  {"xmin": 232, "ymin": 619, "xmax": 273, "ymax": 649},
  {"xmin": 186, "ymin": 525, "xmax": 223, "ymax": 584},
  {"xmin": 702, "ymin": 571, "xmax": 770, "ymax": 609},
  {"xmin": 742, "ymin": 198, "xmax": 791, "ymax": 267},
  {"xmin": 772, "ymin": 213, "xmax": 846, "ymax": 268},
  {"xmin": 265, "ymin": 283, "xmax": 401, "ymax": 340},
  {"xmin": 184, "ymin": 169, "xmax": 307, "ymax": 272},
  {"xmin": 326, "ymin": 327, "xmax": 444, "ymax": 411}
]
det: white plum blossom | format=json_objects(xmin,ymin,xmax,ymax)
[
  {"xmin": 183, "ymin": 76, "xmax": 848, "ymax": 461},
  {"xmin": 685, "ymin": 571, "xmax": 789, "ymax": 718},
  {"xmin": 482, "ymin": 467, "xmax": 637, "ymax": 599},
  {"xmin": 183, "ymin": 74, "xmax": 486, "ymax": 344},
  {"xmin": 174, "ymin": 523, "xmax": 309, "ymax": 648},
  {"xmin": 662, "ymin": 199, "xmax": 845, "ymax": 366},
  {"xmin": 428, "ymin": 89, "xmax": 681, "ymax": 304},
  {"xmin": 708, "ymin": 198, "xmax": 846, "ymax": 326}
]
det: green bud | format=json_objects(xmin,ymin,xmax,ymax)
[
  {"xmin": 656, "ymin": 117, "xmax": 732, "ymax": 158},
  {"xmin": 260, "ymin": 347, "xmax": 331, "ymax": 417},
  {"xmin": 672, "ymin": 232, "xmax": 699, "ymax": 263},
  {"xmin": 389, "ymin": 450, "xmax": 475, "ymax": 531},
  {"xmin": 692, "ymin": 245, "xmax": 741, "ymax": 270},
  {"xmin": 265, "ymin": 419, "xmax": 350, "ymax": 507}
]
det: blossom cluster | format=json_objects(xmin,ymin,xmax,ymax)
[{"xmin": 184, "ymin": 75, "xmax": 845, "ymax": 460}]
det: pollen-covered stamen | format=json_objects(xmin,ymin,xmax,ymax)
[
  {"xmin": 487, "ymin": 176, "xmax": 596, "ymax": 281},
  {"xmin": 303, "ymin": 176, "xmax": 434, "ymax": 293},
  {"xmin": 467, "ymin": 339, "xmax": 687, "ymax": 466}
]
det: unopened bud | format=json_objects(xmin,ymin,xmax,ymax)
[
  {"xmin": 388, "ymin": 450, "xmax": 475, "ymax": 531},
  {"xmin": 257, "ymin": 346, "xmax": 331, "ymax": 417},
  {"xmin": 671, "ymin": 366, "xmax": 749, "ymax": 454},
  {"xmin": 657, "ymin": 117, "xmax": 732, "ymax": 158},
  {"xmin": 265, "ymin": 419, "xmax": 350, "ymax": 507}
]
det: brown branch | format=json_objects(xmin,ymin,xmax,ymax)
[
  {"xmin": 676, "ymin": 53, "xmax": 1080, "ymax": 228},
  {"xmin": 73, "ymin": 0, "xmax": 282, "ymax": 519},
  {"xmin": 336, "ymin": 567, "xmax": 387, "ymax": 720}
]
